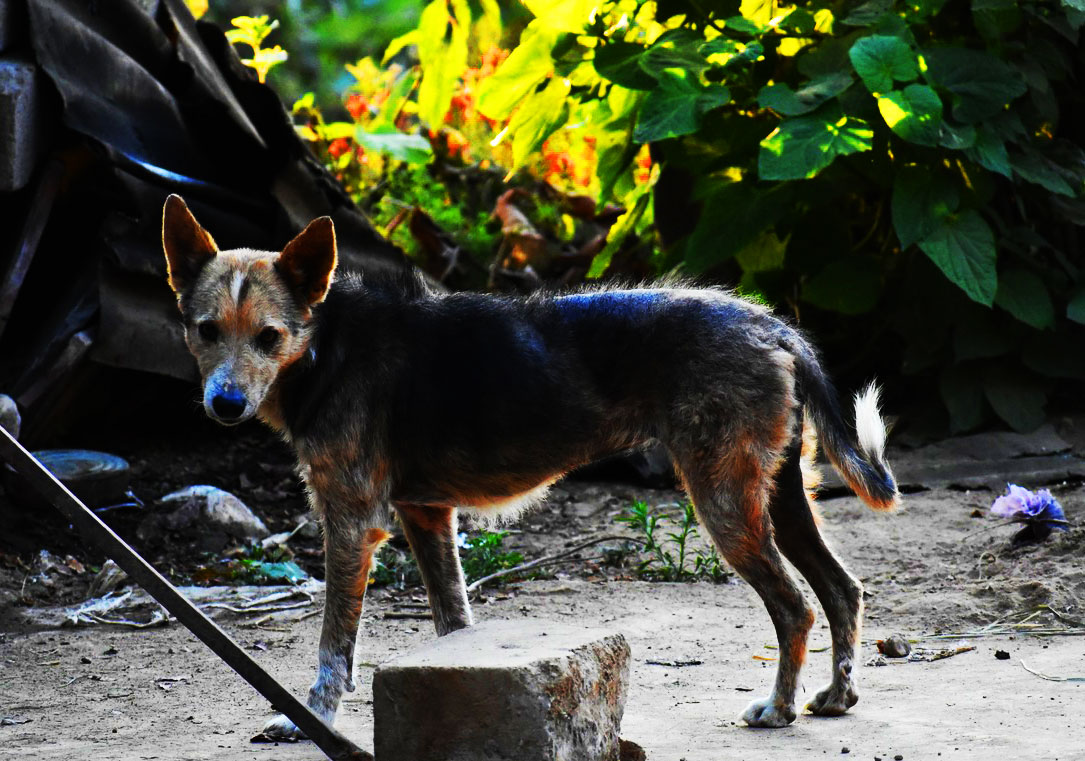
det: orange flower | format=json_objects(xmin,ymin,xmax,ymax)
[
  {"xmin": 328, "ymin": 137, "xmax": 351, "ymax": 158},
  {"xmin": 346, "ymin": 93, "xmax": 369, "ymax": 120}
]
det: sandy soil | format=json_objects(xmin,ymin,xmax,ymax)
[{"xmin": 2, "ymin": 481, "xmax": 1083, "ymax": 760}]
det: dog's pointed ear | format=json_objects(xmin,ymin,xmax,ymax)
[
  {"xmin": 162, "ymin": 195, "xmax": 218, "ymax": 296},
  {"xmin": 276, "ymin": 217, "xmax": 337, "ymax": 307}
]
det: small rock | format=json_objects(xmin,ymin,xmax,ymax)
[
  {"xmin": 842, "ymin": 747, "xmax": 850, "ymax": 754},
  {"xmin": 0, "ymin": 394, "xmax": 19, "ymax": 438},
  {"xmin": 994, "ymin": 649, "xmax": 1010, "ymax": 660},
  {"xmin": 876, "ymin": 634, "xmax": 911, "ymax": 658},
  {"xmin": 295, "ymin": 517, "xmax": 321, "ymax": 539},
  {"xmin": 139, "ymin": 485, "xmax": 269, "ymax": 545},
  {"xmin": 895, "ymin": 755, "xmax": 904, "ymax": 760}
]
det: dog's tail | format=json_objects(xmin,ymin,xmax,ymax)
[{"xmin": 788, "ymin": 337, "xmax": 900, "ymax": 511}]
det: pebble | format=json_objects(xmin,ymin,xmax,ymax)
[{"xmin": 877, "ymin": 634, "xmax": 911, "ymax": 658}]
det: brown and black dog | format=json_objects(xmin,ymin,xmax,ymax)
[{"xmin": 161, "ymin": 194, "xmax": 899, "ymax": 739}]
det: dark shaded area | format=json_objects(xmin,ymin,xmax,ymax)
[{"xmin": 0, "ymin": 0, "xmax": 414, "ymax": 445}]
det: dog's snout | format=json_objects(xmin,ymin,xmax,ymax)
[{"xmin": 211, "ymin": 388, "xmax": 248, "ymax": 421}]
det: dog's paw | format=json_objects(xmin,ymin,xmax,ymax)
[
  {"xmin": 805, "ymin": 681, "xmax": 859, "ymax": 717},
  {"xmin": 251, "ymin": 713, "xmax": 306, "ymax": 743},
  {"xmin": 741, "ymin": 698, "xmax": 796, "ymax": 728}
]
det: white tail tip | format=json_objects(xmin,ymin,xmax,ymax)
[{"xmin": 854, "ymin": 382, "xmax": 887, "ymax": 458}]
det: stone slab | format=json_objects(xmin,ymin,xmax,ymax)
[{"xmin": 373, "ymin": 619, "xmax": 630, "ymax": 761}]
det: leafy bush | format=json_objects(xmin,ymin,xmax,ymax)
[{"xmin": 230, "ymin": 1, "xmax": 1085, "ymax": 433}]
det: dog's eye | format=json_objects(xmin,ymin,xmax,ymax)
[
  {"xmin": 256, "ymin": 326, "xmax": 281, "ymax": 352},
  {"xmin": 197, "ymin": 321, "xmax": 218, "ymax": 342}
]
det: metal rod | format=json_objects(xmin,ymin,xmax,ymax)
[{"xmin": 0, "ymin": 426, "xmax": 369, "ymax": 761}]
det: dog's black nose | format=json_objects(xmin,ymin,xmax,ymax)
[{"xmin": 211, "ymin": 391, "xmax": 247, "ymax": 420}]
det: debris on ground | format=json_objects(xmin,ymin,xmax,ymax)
[
  {"xmin": 87, "ymin": 559, "xmax": 129, "ymax": 597},
  {"xmin": 877, "ymin": 634, "xmax": 911, "ymax": 658},
  {"xmin": 17, "ymin": 580, "xmax": 322, "ymax": 629},
  {"xmin": 138, "ymin": 485, "xmax": 269, "ymax": 550},
  {"xmin": 995, "ymin": 649, "xmax": 1010, "ymax": 660}
]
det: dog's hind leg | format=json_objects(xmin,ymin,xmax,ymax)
[
  {"xmin": 679, "ymin": 449, "xmax": 815, "ymax": 728},
  {"xmin": 261, "ymin": 511, "xmax": 389, "ymax": 739},
  {"xmin": 396, "ymin": 504, "xmax": 473, "ymax": 636},
  {"xmin": 768, "ymin": 433, "xmax": 864, "ymax": 717}
]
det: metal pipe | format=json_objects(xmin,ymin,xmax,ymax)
[{"xmin": 0, "ymin": 426, "xmax": 369, "ymax": 761}]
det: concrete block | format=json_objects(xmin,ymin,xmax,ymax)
[
  {"xmin": 374, "ymin": 619, "xmax": 631, "ymax": 761},
  {"xmin": 0, "ymin": 59, "xmax": 41, "ymax": 191}
]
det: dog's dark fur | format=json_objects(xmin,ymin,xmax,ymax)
[{"xmin": 161, "ymin": 195, "xmax": 899, "ymax": 738}]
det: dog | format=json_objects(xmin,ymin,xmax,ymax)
[{"xmin": 161, "ymin": 194, "xmax": 899, "ymax": 738}]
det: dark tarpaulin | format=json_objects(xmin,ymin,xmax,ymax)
[{"xmin": 2, "ymin": 0, "xmax": 410, "ymax": 420}]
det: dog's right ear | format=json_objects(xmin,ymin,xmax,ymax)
[{"xmin": 162, "ymin": 194, "xmax": 218, "ymax": 296}]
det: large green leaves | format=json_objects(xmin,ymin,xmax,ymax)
[
  {"xmin": 758, "ymin": 104, "xmax": 873, "ymax": 180},
  {"xmin": 506, "ymin": 77, "xmax": 571, "ymax": 170},
  {"xmin": 849, "ymin": 35, "xmax": 918, "ymax": 93},
  {"xmin": 995, "ymin": 269, "xmax": 1054, "ymax": 329},
  {"xmin": 802, "ymin": 258, "xmax": 883, "ymax": 314},
  {"xmin": 757, "ymin": 71, "xmax": 854, "ymax": 116},
  {"xmin": 354, "ymin": 128, "xmax": 433, "ymax": 164},
  {"xmin": 877, "ymin": 84, "xmax": 943, "ymax": 146},
  {"xmin": 478, "ymin": 23, "xmax": 561, "ymax": 120},
  {"xmin": 892, "ymin": 166, "xmax": 960, "ymax": 248},
  {"xmin": 923, "ymin": 47, "xmax": 1027, "ymax": 122},
  {"xmin": 414, "ymin": 0, "xmax": 469, "ymax": 128},
  {"xmin": 634, "ymin": 70, "xmax": 730, "ymax": 142},
  {"xmin": 918, "ymin": 210, "xmax": 998, "ymax": 305}
]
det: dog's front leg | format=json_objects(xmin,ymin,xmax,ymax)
[
  {"xmin": 261, "ymin": 511, "xmax": 388, "ymax": 740},
  {"xmin": 396, "ymin": 504, "xmax": 472, "ymax": 636}
]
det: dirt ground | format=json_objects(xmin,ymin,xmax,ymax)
[{"xmin": 2, "ymin": 456, "xmax": 1083, "ymax": 760}]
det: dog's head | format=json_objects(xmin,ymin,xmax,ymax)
[{"xmin": 162, "ymin": 195, "xmax": 337, "ymax": 426}]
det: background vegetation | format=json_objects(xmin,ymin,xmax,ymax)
[{"xmin": 201, "ymin": 0, "xmax": 1085, "ymax": 436}]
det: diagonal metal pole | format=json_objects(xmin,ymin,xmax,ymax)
[{"xmin": 0, "ymin": 426, "xmax": 370, "ymax": 761}]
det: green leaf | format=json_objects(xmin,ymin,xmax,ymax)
[
  {"xmin": 973, "ymin": 0, "xmax": 1021, "ymax": 39},
  {"xmin": 587, "ymin": 185, "xmax": 652, "ymax": 278},
  {"xmin": 594, "ymin": 42, "xmax": 655, "ymax": 90},
  {"xmin": 802, "ymin": 258, "xmax": 883, "ymax": 314},
  {"xmin": 939, "ymin": 122, "xmax": 976, "ymax": 150},
  {"xmin": 478, "ymin": 23, "xmax": 560, "ymax": 120},
  {"xmin": 354, "ymin": 128, "xmax": 433, "ymax": 163},
  {"xmin": 965, "ymin": 125, "xmax": 1011, "ymax": 178},
  {"xmin": 779, "ymin": 8, "xmax": 817, "ymax": 33},
  {"xmin": 735, "ymin": 231, "xmax": 787, "ymax": 273},
  {"xmin": 917, "ymin": 210, "xmax": 998, "ymax": 305},
  {"xmin": 725, "ymin": 16, "xmax": 767, "ymax": 35},
  {"xmin": 633, "ymin": 70, "xmax": 730, "ymax": 143},
  {"xmin": 849, "ymin": 35, "xmax": 919, "ymax": 93},
  {"xmin": 984, "ymin": 367, "xmax": 1047, "ymax": 432},
  {"xmin": 685, "ymin": 183, "xmax": 790, "ymax": 273},
  {"xmin": 523, "ymin": 0, "xmax": 593, "ymax": 32},
  {"xmin": 842, "ymin": 0, "xmax": 894, "ymax": 26},
  {"xmin": 1011, "ymin": 150, "xmax": 1077, "ymax": 196},
  {"xmin": 994, "ymin": 269, "xmax": 1054, "ymax": 329},
  {"xmin": 382, "ymin": 29, "xmax": 419, "ymax": 64},
  {"xmin": 757, "ymin": 71, "xmax": 854, "ymax": 116},
  {"xmin": 414, "ymin": 0, "xmax": 470, "ymax": 128},
  {"xmin": 923, "ymin": 47, "xmax": 1027, "ymax": 123},
  {"xmin": 1069, "ymin": 288, "xmax": 1085, "ymax": 324},
  {"xmin": 639, "ymin": 29, "xmax": 710, "ymax": 78},
  {"xmin": 508, "ymin": 77, "xmax": 571, "ymax": 169},
  {"xmin": 940, "ymin": 365, "xmax": 985, "ymax": 433},
  {"xmin": 758, "ymin": 104, "xmax": 874, "ymax": 181},
  {"xmin": 877, "ymin": 84, "xmax": 943, "ymax": 146}
]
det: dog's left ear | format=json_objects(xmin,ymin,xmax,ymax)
[{"xmin": 276, "ymin": 217, "xmax": 338, "ymax": 307}]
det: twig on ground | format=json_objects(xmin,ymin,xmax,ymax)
[
  {"xmin": 1020, "ymin": 660, "xmax": 1085, "ymax": 683},
  {"xmin": 384, "ymin": 611, "xmax": 432, "ymax": 621},
  {"xmin": 465, "ymin": 534, "xmax": 644, "ymax": 594}
]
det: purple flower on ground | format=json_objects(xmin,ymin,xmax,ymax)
[{"xmin": 990, "ymin": 484, "xmax": 1068, "ymax": 531}]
